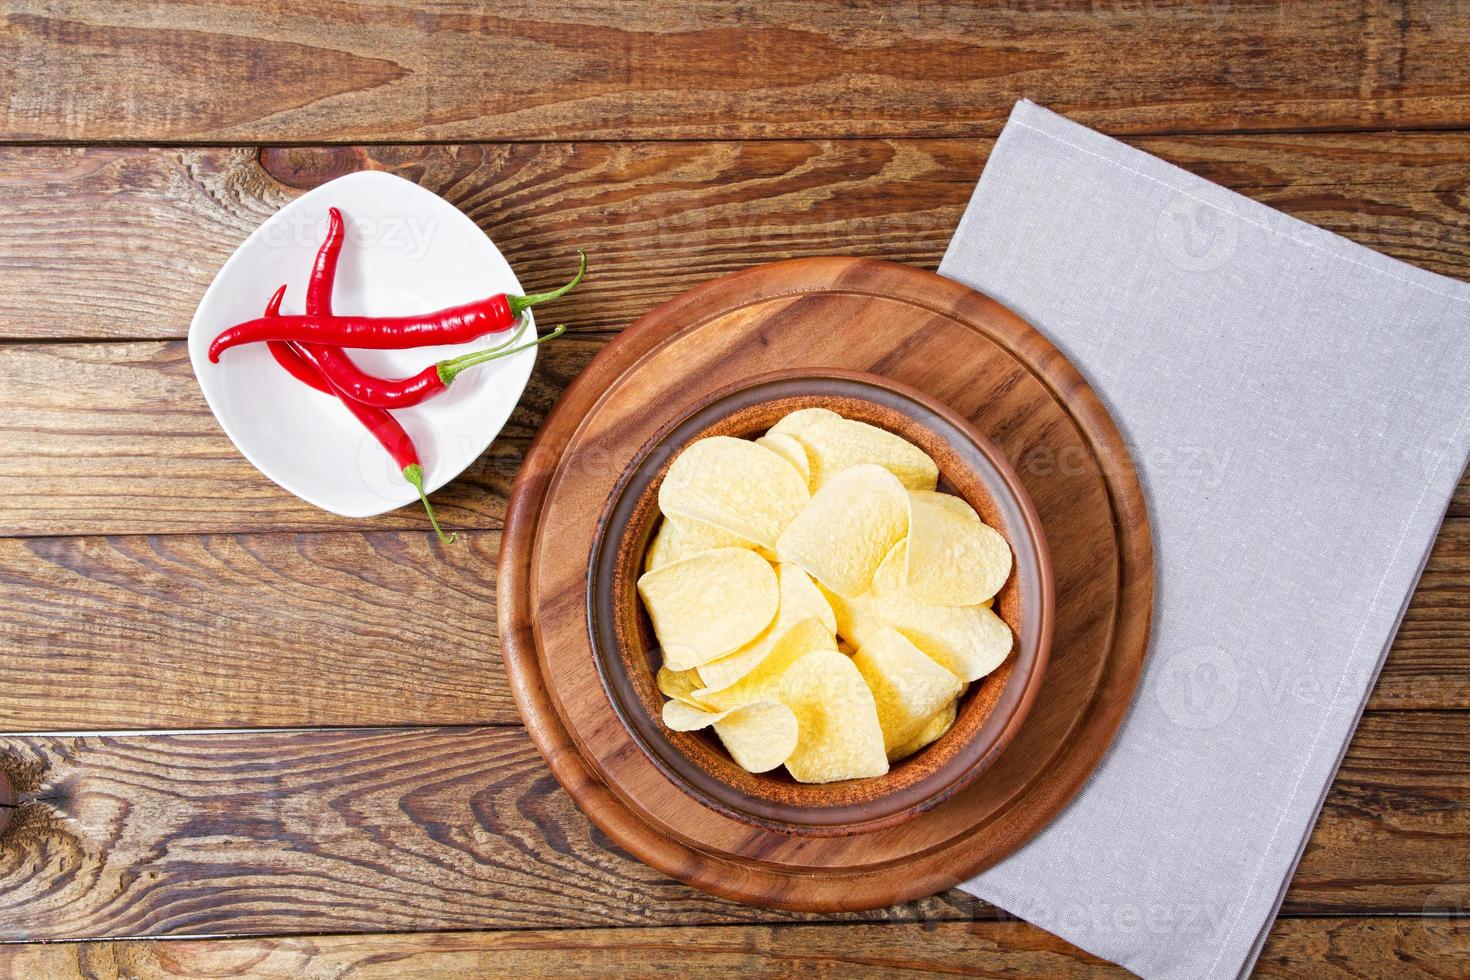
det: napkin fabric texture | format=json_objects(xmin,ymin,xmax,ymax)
[{"xmin": 939, "ymin": 100, "xmax": 1469, "ymax": 980}]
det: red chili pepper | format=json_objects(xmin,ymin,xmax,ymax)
[
  {"xmin": 305, "ymin": 319, "xmax": 568, "ymax": 408},
  {"xmin": 264, "ymin": 206, "xmax": 348, "ymax": 392},
  {"xmin": 278, "ymin": 207, "xmax": 349, "ymax": 393},
  {"xmin": 256, "ymin": 294, "xmax": 453, "ymax": 542},
  {"xmin": 268, "ymin": 341, "xmax": 330, "ymax": 392},
  {"xmin": 208, "ymin": 250, "xmax": 586, "ymax": 362},
  {"xmin": 307, "ymin": 206, "xmax": 345, "ymax": 316},
  {"xmin": 264, "ymin": 285, "xmax": 330, "ymax": 392},
  {"xmin": 258, "ymin": 210, "xmax": 455, "ymax": 543},
  {"xmin": 290, "ymin": 340, "xmax": 455, "ymax": 545},
  {"xmin": 268, "ymin": 209, "xmax": 565, "ymax": 406}
]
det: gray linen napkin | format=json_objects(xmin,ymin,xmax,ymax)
[{"xmin": 940, "ymin": 100, "xmax": 1469, "ymax": 980}]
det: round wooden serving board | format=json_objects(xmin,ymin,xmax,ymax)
[{"xmin": 499, "ymin": 257, "xmax": 1153, "ymax": 911}]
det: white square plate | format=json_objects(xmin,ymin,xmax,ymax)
[{"xmin": 189, "ymin": 171, "xmax": 537, "ymax": 518}]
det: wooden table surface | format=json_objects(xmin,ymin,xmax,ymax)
[{"xmin": 1, "ymin": 3, "xmax": 1466, "ymax": 976}]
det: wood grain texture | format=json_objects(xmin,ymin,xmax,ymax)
[
  {"xmin": 5, "ymin": 133, "xmax": 1470, "ymax": 341},
  {"xmin": 0, "ymin": 337, "xmax": 594, "ymax": 536},
  {"xmin": 0, "ymin": 519, "xmax": 1462, "ymax": 733},
  {"xmin": 1, "ymin": 337, "xmax": 1457, "ymax": 542},
  {"xmin": 1386, "ymin": 515, "xmax": 1470, "ymax": 708},
  {"xmin": 3, "ymin": 917, "xmax": 1467, "ymax": 979},
  {"xmin": 0, "ymin": 922, "xmax": 1122, "ymax": 978},
  {"xmin": 5, "ymin": 1, "xmax": 1470, "ymax": 142},
  {"xmin": 5, "ymin": 922, "xmax": 1458, "ymax": 980},
  {"xmin": 0, "ymin": 2, "xmax": 1463, "ymax": 968},
  {"xmin": 0, "ymin": 531, "xmax": 511, "ymax": 731},
  {"xmin": 0, "ymin": 713, "xmax": 1463, "ymax": 941},
  {"xmin": 1253, "ymin": 917, "xmax": 1470, "ymax": 978},
  {"xmin": 504, "ymin": 257, "xmax": 1153, "ymax": 908},
  {"xmin": 0, "ymin": 727, "xmax": 979, "ymax": 941}
]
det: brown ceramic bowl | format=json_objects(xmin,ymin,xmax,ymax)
[{"xmin": 588, "ymin": 369, "xmax": 1053, "ymax": 836}]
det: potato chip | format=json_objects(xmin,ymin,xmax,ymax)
[
  {"xmin": 714, "ymin": 702, "xmax": 800, "ymax": 773},
  {"xmin": 695, "ymin": 564, "xmax": 836, "ymax": 693},
  {"xmin": 905, "ymin": 491, "xmax": 1011, "ymax": 605},
  {"xmin": 888, "ymin": 697, "xmax": 958, "ymax": 762},
  {"xmin": 792, "ymin": 416, "xmax": 939, "ymax": 492},
  {"xmin": 659, "ymin": 436, "xmax": 809, "ymax": 550},
  {"xmin": 767, "ymin": 406, "xmax": 842, "ymax": 444},
  {"xmin": 777, "ymin": 464, "xmax": 909, "ymax": 598},
  {"xmin": 643, "ymin": 410, "xmax": 1017, "ymax": 783},
  {"xmin": 868, "ymin": 538, "xmax": 909, "ymax": 596},
  {"xmin": 823, "ymin": 552, "xmax": 1008, "ymax": 682},
  {"xmin": 644, "ymin": 513, "xmax": 757, "ymax": 573},
  {"xmin": 637, "ymin": 547, "xmax": 779, "ymax": 669},
  {"xmin": 755, "ymin": 431, "xmax": 811, "ymax": 486},
  {"xmin": 874, "ymin": 592, "xmax": 1011, "ymax": 682},
  {"xmin": 817, "ymin": 582, "xmax": 887, "ymax": 650},
  {"xmin": 661, "ymin": 697, "xmax": 800, "ymax": 773},
  {"xmin": 779, "ymin": 650, "xmax": 889, "ymax": 783},
  {"xmin": 909, "ymin": 489, "xmax": 980, "ymax": 522},
  {"xmin": 852, "ymin": 627, "xmax": 963, "ymax": 753},
  {"xmin": 696, "ymin": 617, "xmax": 835, "ymax": 711},
  {"xmin": 657, "ymin": 665, "xmax": 712, "ymax": 709},
  {"xmin": 662, "ymin": 699, "xmax": 725, "ymax": 731},
  {"xmin": 644, "ymin": 522, "xmax": 678, "ymax": 573},
  {"xmin": 785, "ymin": 563, "xmax": 838, "ymax": 635}
]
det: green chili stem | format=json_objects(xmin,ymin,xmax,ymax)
[
  {"xmin": 508, "ymin": 250, "xmax": 586, "ymax": 318},
  {"xmin": 402, "ymin": 463, "xmax": 456, "ymax": 544},
  {"xmin": 431, "ymin": 317, "xmax": 527, "ymax": 384},
  {"xmin": 436, "ymin": 324, "xmax": 567, "ymax": 386}
]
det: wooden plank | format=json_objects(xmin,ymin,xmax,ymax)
[
  {"xmin": 0, "ymin": 531, "xmax": 510, "ymax": 731},
  {"xmin": 4, "ymin": 2, "xmax": 1470, "ymax": 142},
  {"xmin": 1253, "ymin": 917, "xmax": 1470, "ymax": 978},
  {"xmin": 8, "ymin": 137, "xmax": 1466, "ymax": 520},
  {"xmin": 5, "ymin": 134, "xmax": 1470, "ymax": 342},
  {"xmin": 2, "ymin": 917, "xmax": 1465, "ymax": 979},
  {"xmin": 0, "ymin": 336, "xmax": 597, "ymax": 537},
  {"xmin": 0, "ymin": 922, "xmax": 1123, "ymax": 978},
  {"xmin": 1293, "ymin": 711, "xmax": 1470, "ymax": 914},
  {"xmin": 0, "ymin": 712, "xmax": 1463, "ymax": 940},
  {"xmin": 0, "ymin": 140, "xmax": 974, "ymax": 340},
  {"xmin": 1385, "ymin": 511, "xmax": 1470, "ymax": 708},
  {"xmin": 0, "ymin": 519, "xmax": 1462, "ymax": 732},
  {"xmin": 0, "ymin": 342, "xmax": 1464, "ymax": 540},
  {"xmin": 0, "ymin": 727, "xmax": 979, "ymax": 940}
]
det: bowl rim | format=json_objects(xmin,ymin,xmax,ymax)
[{"xmin": 586, "ymin": 367, "xmax": 1055, "ymax": 836}]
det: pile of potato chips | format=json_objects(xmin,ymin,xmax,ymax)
[{"xmin": 637, "ymin": 407, "xmax": 1013, "ymax": 784}]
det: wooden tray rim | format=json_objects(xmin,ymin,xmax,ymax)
[{"xmin": 499, "ymin": 256, "xmax": 1153, "ymax": 910}]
